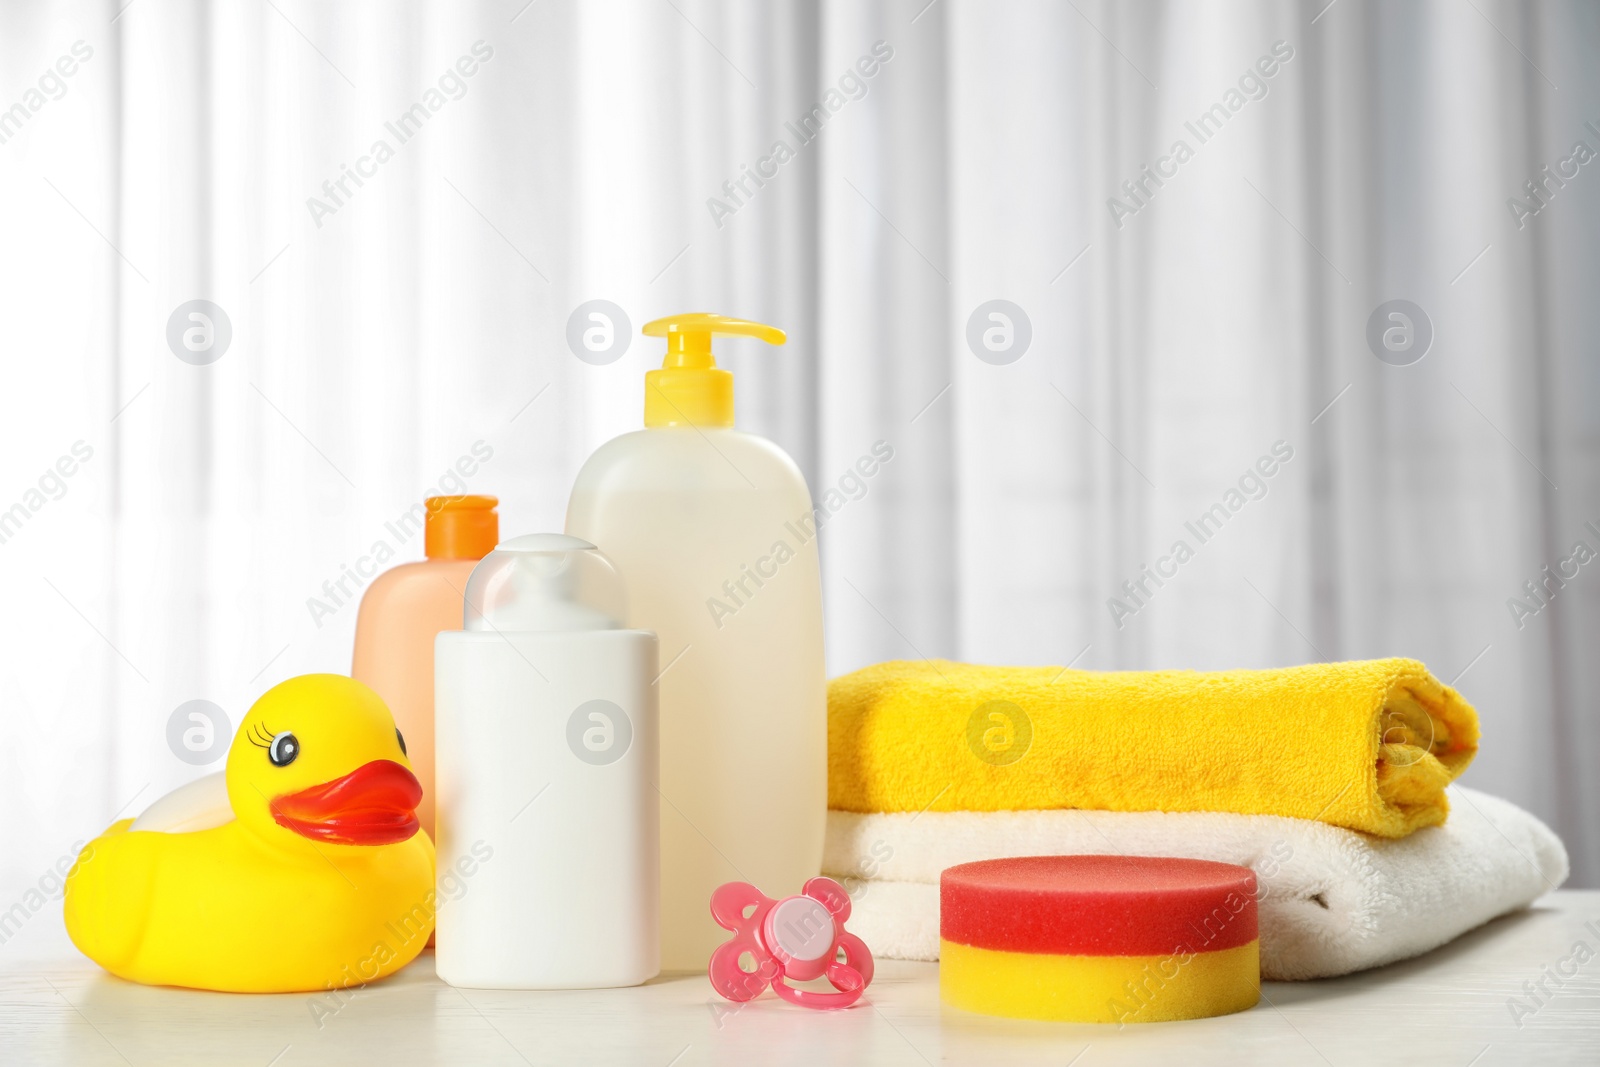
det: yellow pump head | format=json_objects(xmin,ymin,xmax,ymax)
[{"xmin": 641, "ymin": 312, "xmax": 786, "ymax": 428}]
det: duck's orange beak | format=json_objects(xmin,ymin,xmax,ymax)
[{"xmin": 271, "ymin": 759, "xmax": 422, "ymax": 845}]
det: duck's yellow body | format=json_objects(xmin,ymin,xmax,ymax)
[{"xmin": 64, "ymin": 675, "xmax": 436, "ymax": 993}]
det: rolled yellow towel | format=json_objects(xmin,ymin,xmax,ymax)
[{"xmin": 828, "ymin": 658, "xmax": 1479, "ymax": 838}]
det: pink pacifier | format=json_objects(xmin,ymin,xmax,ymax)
[{"xmin": 708, "ymin": 876, "xmax": 875, "ymax": 1009}]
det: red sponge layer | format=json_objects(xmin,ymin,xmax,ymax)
[{"xmin": 940, "ymin": 855, "xmax": 1257, "ymax": 957}]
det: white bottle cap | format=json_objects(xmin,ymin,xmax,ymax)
[{"xmin": 463, "ymin": 533, "xmax": 626, "ymax": 632}]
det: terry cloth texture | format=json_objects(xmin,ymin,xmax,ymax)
[{"xmin": 828, "ymin": 658, "xmax": 1479, "ymax": 837}]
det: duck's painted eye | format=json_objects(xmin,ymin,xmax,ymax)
[
  {"xmin": 269, "ymin": 732, "xmax": 300, "ymax": 767},
  {"xmin": 396, "ymin": 728, "xmax": 407, "ymax": 756}
]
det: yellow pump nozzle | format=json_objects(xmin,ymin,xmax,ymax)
[{"xmin": 641, "ymin": 313, "xmax": 786, "ymax": 428}]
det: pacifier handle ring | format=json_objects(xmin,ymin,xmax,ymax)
[
  {"xmin": 768, "ymin": 930, "xmax": 874, "ymax": 1010},
  {"xmin": 770, "ymin": 964, "xmax": 866, "ymax": 1010}
]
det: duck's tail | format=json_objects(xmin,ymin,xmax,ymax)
[{"xmin": 63, "ymin": 820, "xmax": 158, "ymax": 976}]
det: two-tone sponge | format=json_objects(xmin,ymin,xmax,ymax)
[{"xmin": 940, "ymin": 855, "xmax": 1260, "ymax": 1023}]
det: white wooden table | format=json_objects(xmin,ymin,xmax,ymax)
[{"xmin": 3, "ymin": 892, "xmax": 1597, "ymax": 1066}]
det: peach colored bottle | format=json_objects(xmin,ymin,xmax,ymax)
[{"xmin": 352, "ymin": 495, "xmax": 498, "ymax": 839}]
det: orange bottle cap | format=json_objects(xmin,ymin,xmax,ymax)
[{"xmin": 424, "ymin": 495, "xmax": 499, "ymax": 560}]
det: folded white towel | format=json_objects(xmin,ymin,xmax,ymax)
[{"xmin": 822, "ymin": 785, "xmax": 1567, "ymax": 980}]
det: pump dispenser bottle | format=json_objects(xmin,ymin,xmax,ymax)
[
  {"xmin": 434, "ymin": 534, "xmax": 659, "ymax": 988},
  {"xmin": 566, "ymin": 314, "xmax": 826, "ymax": 971}
]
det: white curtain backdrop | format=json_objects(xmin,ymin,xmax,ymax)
[{"xmin": 3, "ymin": 0, "xmax": 1598, "ymax": 939}]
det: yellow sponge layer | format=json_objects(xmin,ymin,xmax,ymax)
[{"xmin": 940, "ymin": 938, "xmax": 1260, "ymax": 1023}]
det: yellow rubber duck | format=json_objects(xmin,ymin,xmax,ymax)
[{"xmin": 64, "ymin": 675, "xmax": 436, "ymax": 993}]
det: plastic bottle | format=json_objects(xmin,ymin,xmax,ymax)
[
  {"xmin": 352, "ymin": 494, "xmax": 498, "ymax": 838},
  {"xmin": 565, "ymin": 313, "xmax": 826, "ymax": 971},
  {"xmin": 434, "ymin": 534, "xmax": 659, "ymax": 988}
]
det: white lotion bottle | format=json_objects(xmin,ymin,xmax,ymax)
[
  {"xmin": 566, "ymin": 313, "xmax": 826, "ymax": 971},
  {"xmin": 434, "ymin": 534, "xmax": 659, "ymax": 988}
]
